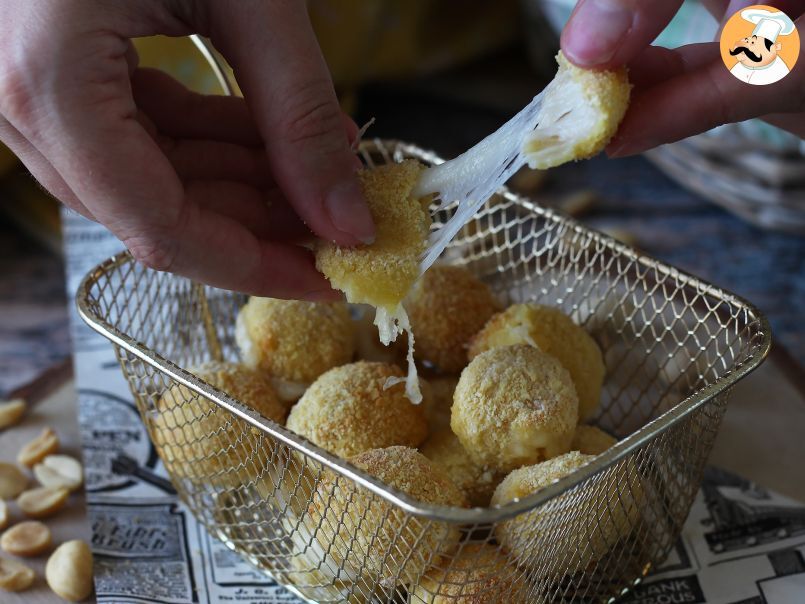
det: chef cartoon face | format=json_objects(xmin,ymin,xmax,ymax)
[
  {"xmin": 730, "ymin": 34, "xmax": 780, "ymax": 68},
  {"xmin": 720, "ymin": 5, "xmax": 799, "ymax": 85}
]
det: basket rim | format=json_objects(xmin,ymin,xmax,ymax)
[{"xmin": 75, "ymin": 139, "xmax": 772, "ymax": 524}]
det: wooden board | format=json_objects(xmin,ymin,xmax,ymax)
[{"xmin": 0, "ymin": 365, "xmax": 94, "ymax": 603}]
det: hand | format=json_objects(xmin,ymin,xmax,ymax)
[
  {"xmin": 0, "ymin": 0, "xmax": 375, "ymax": 300},
  {"xmin": 560, "ymin": 0, "xmax": 805, "ymax": 156}
]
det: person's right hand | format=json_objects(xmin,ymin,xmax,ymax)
[
  {"xmin": 0, "ymin": 0, "xmax": 375, "ymax": 300},
  {"xmin": 560, "ymin": 0, "xmax": 805, "ymax": 156}
]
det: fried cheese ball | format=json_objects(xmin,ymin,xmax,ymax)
[
  {"xmin": 310, "ymin": 447, "xmax": 466, "ymax": 588},
  {"xmin": 468, "ymin": 303, "xmax": 605, "ymax": 420},
  {"xmin": 421, "ymin": 375, "xmax": 458, "ymax": 432},
  {"xmin": 420, "ymin": 428, "xmax": 502, "ymax": 507},
  {"xmin": 236, "ymin": 297, "xmax": 355, "ymax": 403},
  {"xmin": 152, "ymin": 361, "xmax": 286, "ymax": 488},
  {"xmin": 286, "ymin": 362, "xmax": 428, "ymax": 459},
  {"xmin": 409, "ymin": 543, "xmax": 530, "ymax": 604},
  {"xmin": 406, "ymin": 265, "xmax": 501, "ymax": 373},
  {"xmin": 523, "ymin": 52, "xmax": 630, "ymax": 170},
  {"xmin": 452, "ymin": 345, "xmax": 578, "ymax": 474},
  {"xmin": 571, "ymin": 425, "xmax": 617, "ymax": 456},
  {"xmin": 316, "ymin": 160, "xmax": 431, "ymax": 312},
  {"xmin": 491, "ymin": 451, "xmax": 642, "ymax": 574}
]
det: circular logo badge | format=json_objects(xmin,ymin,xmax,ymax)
[{"xmin": 720, "ymin": 5, "xmax": 799, "ymax": 85}]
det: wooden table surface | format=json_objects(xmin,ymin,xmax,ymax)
[{"xmin": 0, "ymin": 363, "xmax": 94, "ymax": 604}]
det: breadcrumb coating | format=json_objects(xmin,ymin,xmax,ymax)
[
  {"xmin": 468, "ymin": 303, "xmax": 604, "ymax": 420},
  {"xmin": 406, "ymin": 265, "xmax": 501, "ymax": 372},
  {"xmin": 153, "ymin": 361, "xmax": 286, "ymax": 487},
  {"xmin": 492, "ymin": 451, "xmax": 642, "ymax": 573},
  {"xmin": 524, "ymin": 52, "xmax": 630, "ymax": 169},
  {"xmin": 410, "ymin": 543, "xmax": 531, "ymax": 603},
  {"xmin": 309, "ymin": 446, "xmax": 466, "ymax": 588},
  {"xmin": 285, "ymin": 362, "xmax": 428, "ymax": 459},
  {"xmin": 452, "ymin": 345, "xmax": 578, "ymax": 473},
  {"xmin": 421, "ymin": 375, "xmax": 458, "ymax": 432},
  {"xmin": 316, "ymin": 160, "xmax": 431, "ymax": 311},
  {"xmin": 236, "ymin": 297, "xmax": 355, "ymax": 387},
  {"xmin": 571, "ymin": 424, "xmax": 617, "ymax": 456},
  {"xmin": 420, "ymin": 428, "xmax": 503, "ymax": 507}
]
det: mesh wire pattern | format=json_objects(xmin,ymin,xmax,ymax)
[{"xmin": 77, "ymin": 140, "xmax": 770, "ymax": 603}]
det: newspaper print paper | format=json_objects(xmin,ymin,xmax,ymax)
[{"xmin": 64, "ymin": 211, "xmax": 804, "ymax": 604}]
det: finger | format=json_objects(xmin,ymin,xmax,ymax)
[
  {"xmin": 131, "ymin": 68, "xmax": 262, "ymax": 146},
  {"xmin": 608, "ymin": 44, "xmax": 805, "ymax": 156},
  {"xmin": 209, "ymin": 0, "xmax": 375, "ymax": 246},
  {"xmin": 0, "ymin": 115, "xmax": 95, "ymax": 220},
  {"xmin": 189, "ymin": 180, "xmax": 312, "ymax": 243},
  {"xmin": 761, "ymin": 112, "xmax": 805, "ymax": 139},
  {"xmin": 560, "ymin": 0, "xmax": 684, "ymax": 68},
  {"xmin": 627, "ymin": 43, "xmax": 719, "ymax": 89},
  {"xmin": 157, "ymin": 136, "xmax": 273, "ymax": 188},
  {"xmin": 126, "ymin": 193, "xmax": 339, "ymax": 300}
]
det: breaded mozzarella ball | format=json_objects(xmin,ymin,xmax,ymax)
[
  {"xmin": 286, "ymin": 362, "xmax": 428, "ymax": 459},
  {"xmin": 491, "ymin": 451, "xmax": 642, "ymax": 574},
  {"xmin": 452, "ymin": 345, "xmax": 578, "ymax": 474},
  {"xmin": 468, "ymin": 303, "xmax": 605, "ymax": 420},
  {"xmin": 571, "ymin": 424, "xmax": 617, "ymax": 456},
  {"xmin": 236, "ymin": 297, "xmax": 355, "ymax": 402},
  {"xmin": 310, "ymin": 447, "xmax": 466, "ymax": 588},
  {"xmin": 406, "ymin": 265, "xmax": 501, "ymax": 372},
  {"xmin": 153, "ymin": 361, "xmax": 285, "ymax": 488}
]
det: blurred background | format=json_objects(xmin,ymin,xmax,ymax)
[{"xmin": 1, "ymin": 0, "xmax": 803, "ymax": 399}]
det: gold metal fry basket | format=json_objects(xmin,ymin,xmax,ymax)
[{"xmin": 77, "ymin": 139, "xmax": 770, "ymax": 603}]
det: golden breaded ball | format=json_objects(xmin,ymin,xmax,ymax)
[
  {"xmin": 236, "ymin": 297, "xmax": 355, "ymax": 401},
  {"xmin": 410, "ymin": 543, "xmax": 530, "ymax": 603},
  {"xmin": 421, "ymin": 375, "xmax": 458, "ymax": 432},
  {"xmin": 152, "ymin": 362, "xmax": 286, "ymax": 488},
  {"xmin": 420, "ymin": 428, "xmax": 502, "ymax": 507},
  {"xmin": 406, "ymin": 265, "xmax": 501, "ymax": 372},
  {"xmin": 571, "ymin": 425, "xmax": 617, "ymax": 456},
  {"xmin": 284, "ymin": 513, "xmax": 369, "ymax": 604},
  {"xmin": 452, "ymin": 345, "xmax": 578, "ymax": 473},
  {"xmin": 468, "ymin": 303, "xmax": 604, "ymax": 420},
  {"xmin": 286, "ymin": 362, "xmax": 428, "ymax": 458},
  {"xmin": 491, "ymin": 451, "xmax": 642, "ymax": 574},
  {"xmin": 310, "ymin": 447, "xmax": 466, "ymax": 588},
  {"xmin": 316, "ymin": 160, "xmax": 431, "ymax": 311}
]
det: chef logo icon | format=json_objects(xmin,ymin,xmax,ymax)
[{"xmin": 720, "ymin": 5, "xmax": 799, "ymax": 85}]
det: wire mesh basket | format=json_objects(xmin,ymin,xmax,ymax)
[{"xmin": 76, "ymin": 139, "xmax": 770, "ymax": 603}]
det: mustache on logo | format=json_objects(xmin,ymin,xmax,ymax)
[{"xmin": 730, "ymin": 46, "xmax": 763, "ymax": 62}]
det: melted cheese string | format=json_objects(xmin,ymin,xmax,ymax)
[{"xmin": 374, "ymin": 305, "xmax": 422, "ymax": 404}]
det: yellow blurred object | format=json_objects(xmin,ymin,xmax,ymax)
[
  {"xmin": 310, "ymin": 0, "xmax": 519, "ymax": 88},
  {"xmin": 133, "ymin": 36, "xmax": 238, "ymax": 95}
]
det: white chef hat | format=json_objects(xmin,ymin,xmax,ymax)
[{"xmin": 741, "ymin": 8, "xmax": 796, "ymax": 43}]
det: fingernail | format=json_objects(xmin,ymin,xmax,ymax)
[
  {"xmin": 563, "ymin": 0, "xmax": 635, "ymax": 66},
  {"xmin": 325, "ymin": 178, "xmax": 376, "ymax": 245}
]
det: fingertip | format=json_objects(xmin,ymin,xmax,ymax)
[{"xmin": 323, "ymin": 176, "xmax": 376, "ymax": 246}]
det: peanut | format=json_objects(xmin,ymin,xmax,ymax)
[
  {"xmin": 34, "ymin": 454, "xmax": 83, "ymax": 492},
  {"xmin": 18, "ymin": 427, "xmax": 59, "ymax": 467},
  {"xmin": 17, "ymin": 486, "xmax": 69, "ymax": 519},
  {"xmin": 0, "ymin": 520, "xmax": 52, "ymax": 557},
  {"xmin": 0, "ymin": 462, "xmax": 28, "ymax": 499},
  {"xmin": 46, "ymin": 540, "xmax": 94, "ymax": 602},
  {"xmin": 0, "ymin": 399, "xmax": 26, "ymax": 429},
  {"xmin": 0, "ymin": 556, "xmax": 35, "ymax": 592}
]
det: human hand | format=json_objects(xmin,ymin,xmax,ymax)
[
  {"xmin": 560, "ymin": 0, "xmax": 805, "ymax": 156},
  {"xmin": 0, "ymin": 0, "xmax": 375, "ymax": 300}
]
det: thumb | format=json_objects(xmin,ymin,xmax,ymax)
[{"xmin": 207, "ymin": 0, "xmax": 374, "ymax": 246}]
